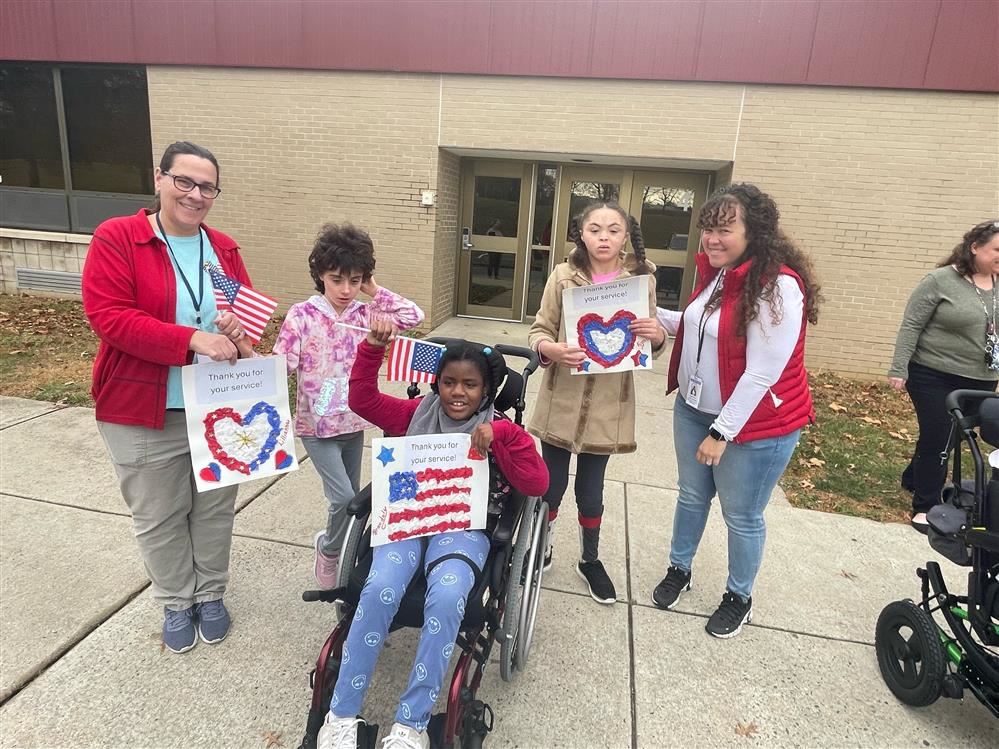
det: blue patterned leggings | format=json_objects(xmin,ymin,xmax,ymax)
[{"xmin": 330, "ymin": 530, "xmax": 491, "ymax": 731}]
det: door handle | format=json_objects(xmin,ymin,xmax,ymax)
[{"xmin": 462, "ymin": 227, "xmax": 474, "ymax": 250}]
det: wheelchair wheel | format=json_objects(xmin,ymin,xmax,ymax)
[
  {"xmin": 515, "ymin": 499, "xmax": 547, "ymax": 672},
  {"xmin": 875, "ymin": 599, "xmax": 946, "ymax": 707},
  {"xmin": 336, "ymin": 514, "xmax": 367, "ymax": 590},
  {"xmin": 499, "ymin": 495, "xmax": 538, "ymax": 682}
]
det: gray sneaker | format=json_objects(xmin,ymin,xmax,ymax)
[
  {"xmin": 162, "ymin": 606, "xmax": 197, "ymax": 653},
  {"xmin": 196, "ymin": 599, "xmax": 231, "ymax": 644}
]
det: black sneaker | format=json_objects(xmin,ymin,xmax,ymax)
[
  {"xmin": 576, "ymin": 560, "xmax": 616, "ymax": 604},
  {"xmin": 705, "ymin": 591, "xmax": 753, "ymax": 638},
  {"xmin": 652, "ymin": 565, "xmax": 691, "ymax": 610}
]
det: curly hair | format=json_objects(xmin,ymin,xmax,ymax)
[
  {"xmin": 937, "ymin": 220, "xmax": 999, "ymax": 276},
  {"xmin": 568, "ymin": 201, "xmax": 650, "ymax": 276},
  {"xmin": 697, "ymin": 183, "xmax": 821, "ymax": 336},
  {"xmin": 308, "ymin": 223, "xmax": 376, "ymax": 293}
]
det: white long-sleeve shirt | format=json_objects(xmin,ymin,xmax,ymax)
[{"xmin": 657, "ymin": 273, "xmax": 804, "ymax": 440}]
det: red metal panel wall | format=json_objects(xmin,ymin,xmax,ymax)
[{"xmin": 1, "ymin": 0, "xmax": 995, "ymax": 93}]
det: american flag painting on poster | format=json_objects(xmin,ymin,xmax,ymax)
[{"xmin": 370, "ymin": 433, "xmax": 488, "ymax": 546}]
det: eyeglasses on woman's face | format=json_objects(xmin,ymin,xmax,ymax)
[{"xmin": 162, "ymin": 171, "xmax": 221, "ymax": 199}]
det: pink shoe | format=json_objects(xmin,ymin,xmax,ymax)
[{"xmin": 314, "ymin": 531, "xmax": 340, "ymax": 589}]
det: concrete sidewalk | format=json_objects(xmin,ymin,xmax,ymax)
[{"xmin": 0, "ymin": 317, "xmax": 996, "ymax": 748}]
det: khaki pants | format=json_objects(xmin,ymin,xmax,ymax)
[{"xmin": 98, "ymin": 412, "xmax": 238, "ymax": 611}]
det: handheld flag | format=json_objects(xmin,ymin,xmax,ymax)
[
  {"xmin": 205, "ymin": 263, "xmax": 278, "ymax": 343},
  {"xmin": 387, "ymin": 337, "xmax": 445, "ymax": 383}
]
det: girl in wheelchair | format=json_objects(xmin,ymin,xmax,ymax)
[{"xmin": 317, "ymin": 319, "xmax": 549, "ymax": 749}]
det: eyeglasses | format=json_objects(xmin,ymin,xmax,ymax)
[{"xmin": 162, "ymin": 171, "xmax": 221, "ymax": 199}]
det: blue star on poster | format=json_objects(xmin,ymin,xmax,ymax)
[{"xmin": 376, "ymin": 446, "xmax": 395, "ymax": 467}]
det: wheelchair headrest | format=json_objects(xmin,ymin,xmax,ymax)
[
  {"xmin": 980, "ymin": 398, "xmax": 999, "ymax": 448},
  {"xmin": 494, "ymin": 369, "xmax": 523, "ymax": 414}
]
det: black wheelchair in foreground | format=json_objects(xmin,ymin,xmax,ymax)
[
  {"xmin": 297, "ymin": 341, "xmax": 550, "ymax": 748},
  {"xmin": 876, "ymin": 390, "xmax": 999, "ymax": 718}
]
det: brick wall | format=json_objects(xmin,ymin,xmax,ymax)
[
  {"xmin": 431, "ymin": 149, "xmax": 461, "ymax": 327},
  {"xmin": 734, "ymin": 85, "xmax": 998, "ymax": 375},
  {"xmin": 18, "ymin": 67, "xmax": 993, "ymax": 377},
  {"xmin": 146, "ymin": 67, "xmax": 443, "ymax": 319}
]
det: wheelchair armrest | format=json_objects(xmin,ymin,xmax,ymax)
[
  {"xmin": 347, "ymin": 484, "xmax": 372, "ymax": 517},
  {"xmin": 492, "ymin": 493, "xmax": 526, "ymax": 544}
]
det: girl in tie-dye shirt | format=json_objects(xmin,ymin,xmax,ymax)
[{"xmin": 273, "ymin": 224, "xmax": 423, "ymax": 589}]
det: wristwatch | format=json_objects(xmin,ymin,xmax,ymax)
[{"xmin": 708, "ymin": 427, "xmax": 727, "ymax": 442}]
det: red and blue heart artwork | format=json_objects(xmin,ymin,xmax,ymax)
[{"xmin": 577, "ymin": 310, "xmax": 638, "ymax": 368}]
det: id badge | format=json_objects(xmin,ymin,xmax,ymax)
[{"xmin": 686, "ymin": 375, "xmax": 703, "ymax": 410}]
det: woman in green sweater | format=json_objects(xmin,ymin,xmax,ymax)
[{"xmin": 889, "ymin": 220, "xmax": 999, "ymax": 532}]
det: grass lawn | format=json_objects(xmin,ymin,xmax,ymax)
[{"xmin": 1, "ymin": 292, "xmax": 920, "ymax": 523}]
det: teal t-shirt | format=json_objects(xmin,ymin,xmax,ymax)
[{"xmin": 156, "ymin": 228, "xmax": 221, "ymax": 408}]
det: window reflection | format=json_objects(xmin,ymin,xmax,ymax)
[
  {"xmin": 472, "ymin": 176, "xmax": 520, "ymax": 237},
  {"xmin": 0, "ymin": 65, "xmax": 65, "ymax": 189},
  {"xmin": 61, "ymin": 67, "xmax": 154, "ymax": 195},
  {"xmin": 567, "ymin": 181, "xmax": 620, "ymax": 238},
  {"xmin": 532, "ymin": 165, "xmax": 557, "ymax": 246},
  {"xmin": 639, "ymin": 186, "xmax": 695, "ymax": 250},
  {"xmin": 525, "ymin": 249, "xmax": 550, "ymax": 317},
  {"xmin": 655, "ymin": 266, "xmax": 685, "ymax": 311},
  {"xmin": 468, "ymin": 251, "xmax": 515, "ymax": 307}
]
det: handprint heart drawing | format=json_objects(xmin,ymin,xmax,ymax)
[
  {"xmin": 577, "ymin": 310, "xmax": 637, "ymax": 368},
  {"xmin": 202, "ymin": 402, "xmax": 282, "ymax": 476}
]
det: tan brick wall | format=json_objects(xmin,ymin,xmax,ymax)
[
  {"xmin": 146, "ymin": 67, "xmax": 443, "ymax": 319},
  {"xmin": 431, "ymin": 150, "xmax": 461, "ymax": 327},
  {"xmin": 733, "ymin": 85, "xmax": 999, "ymax": 376},
  {"xmin": 440, "ymin": 76, "xmax": 743, "ymax": 161},
  {"xmin": 37, "ymin": 67, "xmax": 993, "ymax": 377}
]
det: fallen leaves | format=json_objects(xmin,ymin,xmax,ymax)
[
  {"xmin": 829, "ymin": 402, "xmax": 847, "ymax": 413},
  {"xmin": 735, "ymin": 721, "xmax": 759, "ymax": 738},
  {"xmin": 807, "ymin": 457, "xmax": 826, "ymax": 468},
  {"xmin": 262, "ymin": 730, "xmax": 284, "ymax": 748}
]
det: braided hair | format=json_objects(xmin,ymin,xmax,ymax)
[
  {"xmin": 568, "ymin": 201, "xmax": 650, "ymax": 276},
  {"xmin": 431, "ymin": 341, "xmax": 508, "ymax": 413}
]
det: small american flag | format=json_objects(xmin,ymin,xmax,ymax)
[
  {"xmin": 387, "ymin": 337, "xmax": 445, "ymax": 383},
  {"xmin": 387, "ymin": 466, "xmax": 474, "ymax": 542},
  {"xmin": 205, "ymin": 263, "xmax": 278, "ymax": 343}
]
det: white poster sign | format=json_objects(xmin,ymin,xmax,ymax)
[
  {"xmin": 562, "ymin": 275, "xmax": 653, "ymax": 374},
  {"xmin": 369, "ymin": 433, "xmax": 489, "ymax": 547},
  {"xmin": 182, "ymin": 355, "xmax": 297, "ymax": 492}
]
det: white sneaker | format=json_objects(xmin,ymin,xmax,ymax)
[
  {"xmin": 380, "ymin": 722, "xmax": 429, "ymax": 749},
  {"xmin": 317, "ymin": 712, "xmax": 364, "ymax": 749}
]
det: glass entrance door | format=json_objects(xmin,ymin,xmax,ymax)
[
  {"xmin": 551, "ymin": 166, "xmax": 634, "ymax": 265},
  {"xmin": 628, "ymin": 171, "xmax": 710, "ymax": 310},
  {"xmin": 456, "ymin": 160, "xmax": 532, "ymax": 319}
]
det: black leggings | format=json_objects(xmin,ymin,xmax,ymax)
[
  {"xmin": 904, "ymin": 361, "xmax": 997, "ymax": 513},
  {"xmin": 540, "ymin": 441, "xmax": 611, "ymax": 520}
]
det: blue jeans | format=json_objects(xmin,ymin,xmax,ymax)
[
  {"xmin": 330, "ymin": 530, "xmax": 490, "ymax": 731},
  {"xmin": 669, "ymin": 396, "xmax": 800, "ymax": 601}
]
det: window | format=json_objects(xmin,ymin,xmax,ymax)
[{"xmin": 0, "ymin": 63, "xmax": 153, "ymax": 233}]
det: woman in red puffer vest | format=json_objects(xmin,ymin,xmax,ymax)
[{"xmin": 652, "ymin": 183, "xmax": 821, "ymax": 639}]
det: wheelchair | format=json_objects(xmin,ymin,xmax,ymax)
[
  {"xmin": 875, "ymin": 389, "xmax": 999, "ymax": 718},
  {"xmin": 297, "ymin": 340, "xmax": 550, "ymax": 749}
]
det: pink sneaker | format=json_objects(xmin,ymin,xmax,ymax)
[{"xmin": 314, "ymin": 531, "xmax": 340, "ymax": 589}]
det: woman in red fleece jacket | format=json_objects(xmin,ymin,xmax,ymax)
[
  {"xmin": 316, "ymin": 319, "xmax": 548, "ymax": 749},
  {"xmin": 82, "ymin": 141, "xmax": 255, "ymax": 655}
]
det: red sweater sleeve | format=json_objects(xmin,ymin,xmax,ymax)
[
  {"xmin": 82, "ymin": 228, "xmax": 194, "ymax": 367},
  {"xmin": 490, "ymin": 419, "xmax": 549, "ymax": 497},
  {"xmin": 348, "ymin": 340, "xmax": 421, "ymax": 436}
]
